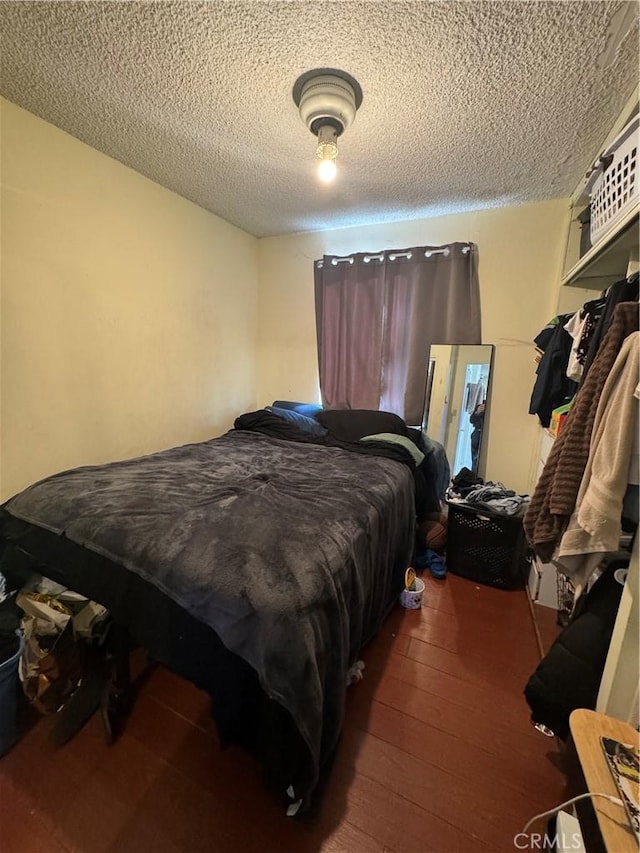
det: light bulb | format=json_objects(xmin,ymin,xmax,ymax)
[
  {"xmin": 316, "ymin": 123, "xmax": 338, "ymax": 183},
  {"xmin": 318, "ymin": 157, "xmax": 337, "ymax": 183}
]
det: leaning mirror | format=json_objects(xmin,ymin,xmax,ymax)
[{"xmin": 423, "ymin": 345, "xmax": 494, "ymax": 476}]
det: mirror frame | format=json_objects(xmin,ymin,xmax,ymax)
[{"xmin": 422, "ymin": 344, "xmax": 495, "ymax": 478}]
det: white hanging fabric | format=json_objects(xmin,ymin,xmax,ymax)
[{"xmin": 554, "ymin": 332, "xmax": 640, "ymax": 594}]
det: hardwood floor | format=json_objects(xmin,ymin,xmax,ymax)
[
  {"xmin": 533, "ymin": 603, "xmax": 564, "ymax": 656},
  {"xmin": 1, "ymin": 574, "xmax": 570, "ymax": 852}
]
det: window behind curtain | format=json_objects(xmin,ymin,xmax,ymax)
[{"xmin": 314, "ymin": 243, "xmax": 482, "ymax": 424}]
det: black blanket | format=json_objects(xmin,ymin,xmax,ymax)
[
  {"xmin": 235, "ymin": 409, "xmax": 440, "ymax": 522},
  {"xmin": 2, "ymin": 425, "xmax": 415, "ymax": 800}
]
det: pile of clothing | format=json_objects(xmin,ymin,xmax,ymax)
[{"xmin": 447, "ymin": 468, "xmax": 529, "ymax": 517}]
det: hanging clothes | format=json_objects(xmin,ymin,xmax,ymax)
[
  {"xmin": 574, "ymin": 303, "xmax": 602, "ymax": 367},
  {"xmin": 529, "ymin": 314, "xmax": 577, "ymax": 428},
  {"xmin": 524, "ymin": 302, "xmax": 639, "ymax": 561},
  {"xmin": 564, "ymin": 311, "xmax": 588, "ymax": 382},
  {"xmin": 580, "ymin": 273, "xmax": 639, "ymax": 382},
  {"xmin": 553, "ymin": 332, "xmax": 639, "ymax": 594},
  {"xmin": 523, "ymin": 563, "xmax": 624, "ymax": 740},
  {"xmin": 563, "ymin": 295, "xmax": 608, "ymax": 382},
  {"xmin": 623, "ymin": 389, "xmax": 640, "ymax": 525}
]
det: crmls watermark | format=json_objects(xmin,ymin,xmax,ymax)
[{"xmin": 513, "ymin": 832, "xmax": 583, "ymax": 849}]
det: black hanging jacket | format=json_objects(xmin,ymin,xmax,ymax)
[
  {"xmin": 580, "ymin": 274, "xmax": 639, "ymax": 383},
  {"xmin": 529, "ymin": 314, "xmax": 577, "ymax": 428},
  {"xmin": 523, "ymin": 566, "xmax": 624, "ymax": 739}
]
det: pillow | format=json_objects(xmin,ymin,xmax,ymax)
[
  {"xmin": 360, "ymin": 433, "xmax": 425, "ymax": 466},
  {"xmin": 266, "ymin": 406, "xmax": 328, "ymax": 439},
  {"xmin": 271, "ymin": 400, "xmax": 323, "ymax": 418},
  {"xmin": 316, "ymin": 409, "xmax": 408, "ymax": 443}
]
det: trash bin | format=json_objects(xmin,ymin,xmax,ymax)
[{"xmin": 0, "ymin": 631, "xmax": 23, "ymax": 756}]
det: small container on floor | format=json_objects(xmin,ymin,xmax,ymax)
[{"xmin": 399, "ymin": 577, "xmax": 425, "ymax": 609}]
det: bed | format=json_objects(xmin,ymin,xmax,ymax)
[{"xmin": 0, "ymin": 408, "xmax": 432, "ymax": 809}]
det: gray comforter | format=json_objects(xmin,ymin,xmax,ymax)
[{"xmin": 5, "ymin": 428, "xmax": 415, "ymax": 793}]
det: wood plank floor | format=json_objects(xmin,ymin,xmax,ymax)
[
  {"xmin": 1, "ymin": 574, "xmax": 569, "ymax": 852},
  {"xmin": 533, "ymin": 602, "xmax": 564, "ymax": 656}
]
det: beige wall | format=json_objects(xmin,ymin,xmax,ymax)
[
  {"xmin": 257, "ymin": 200, "xmax": 569, "ymax": 494},
  {"xmin": 1, "ymin": 99, "xmax": 259, "ymax": 499}
]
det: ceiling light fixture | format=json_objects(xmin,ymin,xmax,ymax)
[{"xmin": 293, "ymin": 68, "xmax": 363, "ymax": 184}]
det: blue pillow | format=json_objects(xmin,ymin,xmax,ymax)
[
  {"xmin": 271, "ymin": 400, "xmax": 323, "ymax": 418},
  {"xmin": 267, "ymin": 407, "xmax": 328, "ymax": 439}
]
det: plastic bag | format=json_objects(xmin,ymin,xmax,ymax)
[{"xmin": 17, "ymin": 583, "xmax": 109, "ymax": 714}]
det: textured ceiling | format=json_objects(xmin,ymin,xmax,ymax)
[{"xmin": 0, "ymin": 1, "xmax": 638, "ymax": 237}]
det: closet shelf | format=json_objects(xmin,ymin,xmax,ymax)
[{"xmin": 562, "ymin": 204, "xmax": 639, "ymax": 290}]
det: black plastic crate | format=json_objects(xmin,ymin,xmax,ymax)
[{"xmin": 446, "ymin": 502, "xmax": 528, "ymax": 589}]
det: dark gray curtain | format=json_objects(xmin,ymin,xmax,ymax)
[
  {"xmin": 314, "ymin": 243, "xmax": 482, "ymax": 424},
  {"xmin": 314, "ymin": 255, "xmax": 386, "ymax": 410}
]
